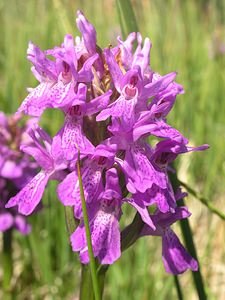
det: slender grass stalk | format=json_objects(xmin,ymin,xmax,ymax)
[
  {"xmin": 52, "ymin": 0, "xmax": 73, "ymax": 34},
  {"xmin": 169, "ymin": 171, "xmax": 208, "ymax": 300},
  {"xmin": 174, "ymin": 276, "xmax": 184, "ymax": 300},
  {"xmin": 178, "ymin": 179, "xmax": 225, "ymax": 221},
  {"xmin": 77, "ymin": 151, "xmax": 100, "ymax": 300},
  {"xmin": 116, "ymin": 0, "xmax": 139, "ymax": 37},
  {"xmin": 2, "ymin": 229, "xmax": 13, "ymax": 299},
  {"xmin": 65, "ymin": 204, "xmax": 94, "ymax": 300}
]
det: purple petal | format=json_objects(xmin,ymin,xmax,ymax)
[
  {"xmin": 119, "ymin": 144, "xmax": 167, "ymax": 194},
  {"xmin": 57, "ymin": 167, "xmax": 103, "ymax": 218},
  {"xmin": 18, "ymin": 82, "xmax": 53, "ymax": 117},
  {"xmin": 103, "ymin": 48, "xmax": 123, "ymax": 92},
  {"xmin": 143, "ymin": 72, "xmax": 177, "ymax": 98},
  {"xmin": 153, "ymin": 206, "xmax": 191, "ymax": 228},
  {"xmin": 86, "ymin": 90, "xmax": 112, "ymax": 116},
  {"xmin": 5, "ymin": 171, "xmax": 49, "ymax": 215},
  {"xmin": 133, "ymin": 120, "xmax": 187, "ymax": 143},
  {"xmin": 76, "ymin": 10, "xmax": 96, "ymax": 54},
  {"xmin": 61, "ymin": 116, "xmax": 94, "ymax": 160},
  {"xmin": 125, "ymin": 197, "xmax": 155, "ymax": 229},
  {"xmin": 162, "ymin": 229, "xmax": 198, "ymax": 274},
  {"xmin": 117, "ymin": 32, "xmax": 136, "ymax": 70},
  {"xmin": 132, "ymin": 36, "xmax": 152, "ymax": 75},
  {"xmin": 21, "ymin": 126, "xmax": 53, "ymax": 170},
  {"xmin": 0, "ymin": 160, "xmax": 23, "ymax": 179},
  {"xmin": 27, "ymin": 41, "xmax": 57, "ymax": 81},
  {"xmin": 0, "ymin": 212, "xmax": 14, "ymax": 231},
  {"xmin": 146, "ymin": 183, "xmax": 176, "ymax": 213},
  {"xmin": 97, "ymin": 96, "xmax": 137, "ymax": 130},
  {"xmin": 72, "ymin": 209, "xmax": 121, "ymax": 265},
  {"xmin": 46, "ymin": 81, "xmax": 74, "ymax": 108},
  {"xmin": 98, "ymin": 216, "xmax": 121, "ymax": 264},
  {"xmin": 14, "ymin": 215, "xmax": 31, "ymax": 235},
  {"xmin": 70, "ymin": 224, "xmax": 86, "ymax": 251},
  {"xmin": 100, "ymin": 168, "xmax": 121, "ymax": 200},
  {"xmin": 78, "ymin": 53, "xmax": 99, "ymax": 82}
]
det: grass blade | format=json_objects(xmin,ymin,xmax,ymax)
[
  {"xmin": 178, "ymin": 179, "xmax": 225, "ymax": 221},
  {"xmin": 169, "ymin": 171, "xmax": 208, "ymax": 300},
  {"xmin": 77, "ymin": 151, "xmax": 100, "ymax": 300},
  {"xmin": 174, "ymin": 275, "xmax": 184, "ymax": 300},
  {"xmin": 116, "ymin": 0, "xmax": 139, "ymax": 37}
]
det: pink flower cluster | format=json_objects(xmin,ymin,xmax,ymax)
[{"xmin": 5, "ymin": 11, "xmax": 208, "ymax": 273}]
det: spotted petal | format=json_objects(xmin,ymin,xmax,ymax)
[
  {"xmin": 5, "ymin": 171, "xmax": 50, "ymax": 215},
  {"xmin": 162, "ymin": 228, "xmax": 198, "ymax": 274},
  {"xmin": 57, "ymin": 167, "xmax": 103, "ymax": 219}
]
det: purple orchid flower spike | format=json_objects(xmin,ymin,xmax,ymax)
[
  {"xmin": 57, "ymin": 142, "xmax": 116, "ymax": 219},
  {"xmin": 0, "ymin": 207, "xmax": 31, "ymax": 235},
  {"xmin": 140, "ymin": 207, "xmax": 198, "ymax": 274},
  {"xmin": 8, "ymin": 9, "xmax": 209, "ymax": 276},
  {"xmin": 0, "ymin": 208, "xmax": 31, "ymax": 235},
  {"xmin": 0, "ymin": 112, "xmax": 37, "ymax": 185},
  {"xmin": 71, "ymin": 168, "xmax": 122, "ymax": 264},
  {"xmin": 5, "ymin": 125, "xmax": 67, "ymax": 215},
  {"xmin": 0, "ymin": 112, "xmax": 40, "ymax": 234}
]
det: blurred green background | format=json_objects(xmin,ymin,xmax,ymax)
[{"xmin": 0, "ymin": 0, "xmax": 225, "ymax": 299}]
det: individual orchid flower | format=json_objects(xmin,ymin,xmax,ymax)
[
  {"xmin": 18, "ymin": 35, "xmax": 99, "ymax": 118},
  {"xmin": 5, "ymin": 125, "xmax": 67, "ymax": 215},
  {"xmin": 0, "ymin": 211, "xmax": 31, "ymax": 235},
  {"xmin": 57, "ymin": 142, "xmax": 116, "ymax": 219},
  {"xmin": 140, "ymin": 206, "xmax": 198, "ymax": 274},
  {"xmin": 71, "ymin": 168, "xmax": 122, "ymax": 264},
  {"xmin": 97, "ymin": 47, "xmax": 178, "ymax": 131},
  {"xmin": 59, "ymin": 83, "xmax": 112, "ymax": 160}
]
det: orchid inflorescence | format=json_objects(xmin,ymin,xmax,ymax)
[
  {"xmin": 5, "ymin": 11, "xmax": 208, "ymax": 274},
  {"xmin": 0, "ymin": 112, "xmax": 37, "ymax": 234}
]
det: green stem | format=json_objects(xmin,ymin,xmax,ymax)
[
  {"xmin": 173, "ymin": 276, "xmax": 184, "ymax": 300},
  {"xmin": 77, "ymin": 152, "xmax": 100, "ymax": 300},
  {"xmin": 97, "ymin": 265, "xmax": 108, "ymax": 299},
  {"xmin": 79, "ymin": 265, "xmax": 94, "ymax": 300},
  {"xmin": 2, "ymin": 229, "xmax": 13, "ymax": 298},
  {"xmin": 178, "ymin": 179, "xmax": 225, "ymax": 221},
  {"xmin": 169, "ymin": 171, "xmax": 207, "ymax": 300},
  {"xmin": 64, "ymin": 206, "xmax": 95, "ymax": 300},
  {"xmin": 121, "ymin": 212, "xmax": 144, "ymax": 252}
]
